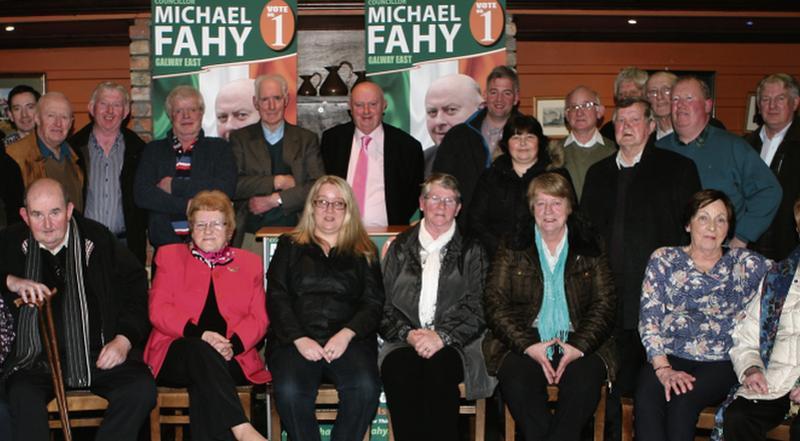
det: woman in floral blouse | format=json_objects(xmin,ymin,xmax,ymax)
[{"xmin": 635, "ymin": 189, "xmax": 770, "ymax": 441}]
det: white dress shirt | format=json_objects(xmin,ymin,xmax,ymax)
[
  {"xmin": 565, "ymin": 129, "xmax": 606, "ymax": 148},
  {"xmin": 759, "ymin": 122, "xmax": 792, "ymax": 167}
]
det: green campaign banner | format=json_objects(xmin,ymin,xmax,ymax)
[
  {"xmin": 152, "ymin": 0, "xmax": 296, "ymax": 78},
  {"xmin": 366, "ymin": 0, "xmax": 505, "ymax": 75},
  {"xmin": 151, "ymin": 0, "xmax": 298, "ymax": 140},
  {"xmin": 365, "ymin": 0, "xmax": 507, "ymax": 149}
]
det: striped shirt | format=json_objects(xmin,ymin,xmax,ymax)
[{"xmin": 84, "ymin": 133, "xmax": 126, "ymax": 235}]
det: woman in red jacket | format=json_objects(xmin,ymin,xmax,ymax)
[{"xmin": 144, "ymin": 190, "xmax": 269, "ymax": 441}]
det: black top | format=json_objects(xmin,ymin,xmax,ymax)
[
  {"xmin": 265, "ymin": 234, "xmax": 384, "ymax": 349},
  {"xmin": 183, "ymin": 282, "xmax": 245, "ymax": 355}
]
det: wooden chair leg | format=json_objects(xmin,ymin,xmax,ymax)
[
  {"xmin": 504, "ymin": 404, "xmax": 515, "ymax": 441},
  {"xmin": 149, "ymin": 396, "xmax": 162, "ymax": 441},
  {"xmin": 594, "ymin": 385, "xmax": 607, "ymax": 441},
  {"xmin": 475, "ymin": 398, "xmax": 486, "ymax": 441},
  {"xmin": 270, "ymin": 394, "xmax": 282, "ymax": 441}
]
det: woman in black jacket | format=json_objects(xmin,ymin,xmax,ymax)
[
  {"xmin": 380, "ymin": 173, "xmax": 494, "ymax": 441},
  {"xmin": 468, "ymin": 115, "xmax": 570, "ymax": 258},
  {"xmin": 266, "ymin": 175, "xmax": 383, "ymax": 441}
]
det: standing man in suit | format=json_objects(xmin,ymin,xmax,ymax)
[
  {"xmin": 745, "ymin": 73, "xmax": 800, "ymax": 261},
  {"xmin": 321, "ymin": 81, "xmax": 423, "ymax": 227},
  {"xmin": 68, "ymin": 81, "xmax": 147, "ymax": 265},
  {"xmin": 229, "ymin": 74, "xmax": 324, "ymax": 251}
]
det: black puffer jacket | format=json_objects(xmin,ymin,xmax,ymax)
[
  {"xmin": 482, "ymin": 217, "xmax": 617, "ymax": 380},
  {"xmin": 265, "ymin": 234, "xmax": 384, "ymax": 350},
  {"xmin": 468, "ymin": 152, "xmax": 571, "ymax": 259}
]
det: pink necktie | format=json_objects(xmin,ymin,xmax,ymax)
[{"xmin": 353, "ymin": 135, "xmax": 371, "ymax": 216}]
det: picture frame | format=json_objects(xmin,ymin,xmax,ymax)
[
  {"xmin": 533, "ymin": 96, "xmax": 568, "ymax": 137},
  {"xmin": 744, "ymin": 93, "xmax": 761, "ymax": 132},
  {"xmin": 0, "ymin": 73, "xmax": 46, "ymax": 134}
]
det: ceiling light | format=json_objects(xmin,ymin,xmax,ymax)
[
  {"xmin": 4, "ymin": 25, "xmax": 15, "ymax": 32},
  {"xmin": 627, "ymin": 19, "xmax": 638, "ymax": 25}
]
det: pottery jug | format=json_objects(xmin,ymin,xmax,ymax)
[
  {"xmin": 298, "ymin": 73, "xmax": 322, "ymax": 96},
  {"xmin": 351, "ymin": 71, "xmax": 368, "ymax": 90},
  {"xmin": 319, "ymin": 61, "xmax": 353, "ymax": 96}
]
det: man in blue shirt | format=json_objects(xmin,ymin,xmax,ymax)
[{"xmin": 657, "ymin": 76, "xmax": 781, "ymax": 248}]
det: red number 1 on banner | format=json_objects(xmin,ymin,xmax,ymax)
[
  {"xmin": 470, "ymin": 1, "xmax": 504, "ymax": 47},
  {"xmin": 261, "ymin": 0, "xmax": 295, "ymax": 51}
]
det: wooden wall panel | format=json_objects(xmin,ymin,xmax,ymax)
[
  {"xmin": 516, "ymin": 41, "xmax": 800, "ymax": 134},
  {"xmin": 0, "ymin": 46, "xmax": 131, "ymax": 130}
]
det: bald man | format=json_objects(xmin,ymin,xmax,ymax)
[
  {"xmin": 6, "ymin": 92, "xmax": 84, "ymax": 211},
  {"xmin": 215, "ymin": 78, "xmax": 260, "ymax": 140},
  {"xmin": 0, "ymin": 178, "xmax": 154, "ymax": 441},
  {"xmin": 423, "ymin": 74, "xmax": 483, "ymax": 177},
  {"xmin": 321, "ymin": 81, "xmax": 423, "ymax": 227}
]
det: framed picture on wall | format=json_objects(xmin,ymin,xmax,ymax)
[
  {"xmin": 744, "ymin": 93, "xmax": 761, "ymax": 132},
  {"xmin": 533, "ymin": 97, "xmax": 568, "ymax": 137},
  {"xmin": 0, "ymin": 73, "xmax": 46, "ymax": 133}
]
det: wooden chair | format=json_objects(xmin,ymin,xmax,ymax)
[
  {"xmin": 621, "ymin": 398, "xmax": 791, "ymax": 441},
  {"xmin": 505, "ymin": 384, "xmax": 607, "ymax": 441},
  {"xmin": 149, "ymin": 385, "xmax": 253, "ymax": 441},
  {"xmin": 456, "ymin": 383, "xmax": 487, "ymax": 441},
  {"xmin": 270, "ymin": 384, "xmax": 380, "ymax": 441},
  {"xmin": 46, "ymin": 390, "xmax": 108, "ymax": 431}
]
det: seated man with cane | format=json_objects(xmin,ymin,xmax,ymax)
[{"xmin": 0, "ymin": 178, "xmax": 155, "ymax": 441}]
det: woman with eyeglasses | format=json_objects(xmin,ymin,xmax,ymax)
[
  {"xmin": 469, "ymin": 115, "xmax": 571, "ymax": 258},
  {"xmin": 266, "ymin": 175, "xmax": 383, "ymax": 441},
  {"xmin": 380, "ymin": 173, "xmax": 494, "ymax": 441},
  {"xmin": 144, "ymin": 190, "xmax": 269, "ymax": 441}
]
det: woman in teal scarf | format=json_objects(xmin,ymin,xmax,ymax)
[{"xmin": 483, "ymin": 172, "xmax": 616, "ymax": 441}]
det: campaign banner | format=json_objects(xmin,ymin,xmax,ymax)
[
  {"xmin": 151, "ymin": 0, "xmax": 297, "ymax": 140},
  {"xmin": 365, "ymin": 0, "xmax": 506, "ymax": 145}
]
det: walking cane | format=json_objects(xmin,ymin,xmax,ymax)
[{"xmin": 15, "ymin": 288, "xmax": 71, "ymax": 440}]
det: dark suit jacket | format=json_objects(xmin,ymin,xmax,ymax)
[
  {"xmin": 69, "ymin": 123, "xmax": 148, "ymax": 264},
  {"xmin": 133, "ymin": 131, "xmax": 236, "ymax": 248},
  {"xmin": 745, "ymin": 117, "xmax": 800, "ymax": 261},
  {"xmin": 581, "ymin": 143, "xmax": 701, "ymax": 329},
  {"xmin": 320, "ymin": 121, "xmax": 423, "ymax": 225},
  {"xmin": 229, "ymin": 122, "xmax": 324, "ymax": 245}
]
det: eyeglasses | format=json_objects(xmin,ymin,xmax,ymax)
[
  {"xmin": 193, "ymin": 221, "xmax": 226, "ymax": 231},
  {"xmin": 313, "ymin": 199, "xmax": 347, "ymax": 211},
  {"xmin": 423, "ymin": 194, "xmax": 459, "ymax": 207},
  {"xmin": 509, "ymin": 134, "xmax": 537, "ymax": 144},
  {"xmin": 565, "ymin": 102, "xmax": 598, "ymax": 113},
  {"xmin": 646, "ymin": 87, "xmax": 672, "ymax": 98},
  {"xmin": 759, "ymin": 94, "xmax": 790, "ymax": 107}
]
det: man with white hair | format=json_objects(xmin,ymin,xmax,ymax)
[
  {"xmin": 745, "ymin": 73, "xmax": 800, "ymax": 260},
  {"xmin": 68, "ymin": 81, "xmax": 147, "ymax": 264},
  {"xmin": 6, "ymin": 92, "xmax": 84, "ymax": 212},
  {"xmin": 214, "ymin": 78, "xmax": 260, "ymax": 140},
  {"xmin": 423, "ymin": 74, "xmax": 483, "ymax": 177},
  {"xmin": 229, "ymin": 74, "xmax": 323, "ymax": 250}
]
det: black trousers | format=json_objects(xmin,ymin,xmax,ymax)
[
  {"xmin": 724, "ymin": 394, "xmax": 800, "ymax": 441},
  {"xmin": 498, "ymin": 350, "xmax": 606, "ymax": 441},
  {"xmin": 268, "ymin": 338, "xmax": 381, "ymax": 441},
  {"xmin": 157, "ymin": 337, "xmax": 249, "ymax": 441},
  {"xmin": 5, "ymin": 358, "xmax": 156, "ymax": 441},
  {"xmin": 634, "ymin": 355, "xmax": 737, "ymax": 441},
  {"xmin": 605, "ymin": 329, "xmax": 647, "ymax": 441},
  {"xmin": 380, "ymin": 346, "xmax": 464, "ymax": 441}
]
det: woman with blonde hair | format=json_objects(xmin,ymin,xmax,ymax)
[{"xmin": 266, "ymin": 175, "xmax": 383, "ymax": 441}]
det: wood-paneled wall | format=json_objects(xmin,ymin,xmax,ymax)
[
  {"xmin": 2, "ymin": 41, "xmax": 800, "ymax": 136},
  {"xmin": 516, "ymin": 41, "xmax": 800, "ymax": 135},
  {"xmin": 0, "ymin": 46, "xmax": 130, "ymax": 131}
]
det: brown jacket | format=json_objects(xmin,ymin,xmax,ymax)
[
  {"xmin": 482, "ymin": 218, "xmax": 617, "ymax": 380},
  {"xmin": 6, "ymin": 133, "xmax": 84, "ymax": 193}
]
